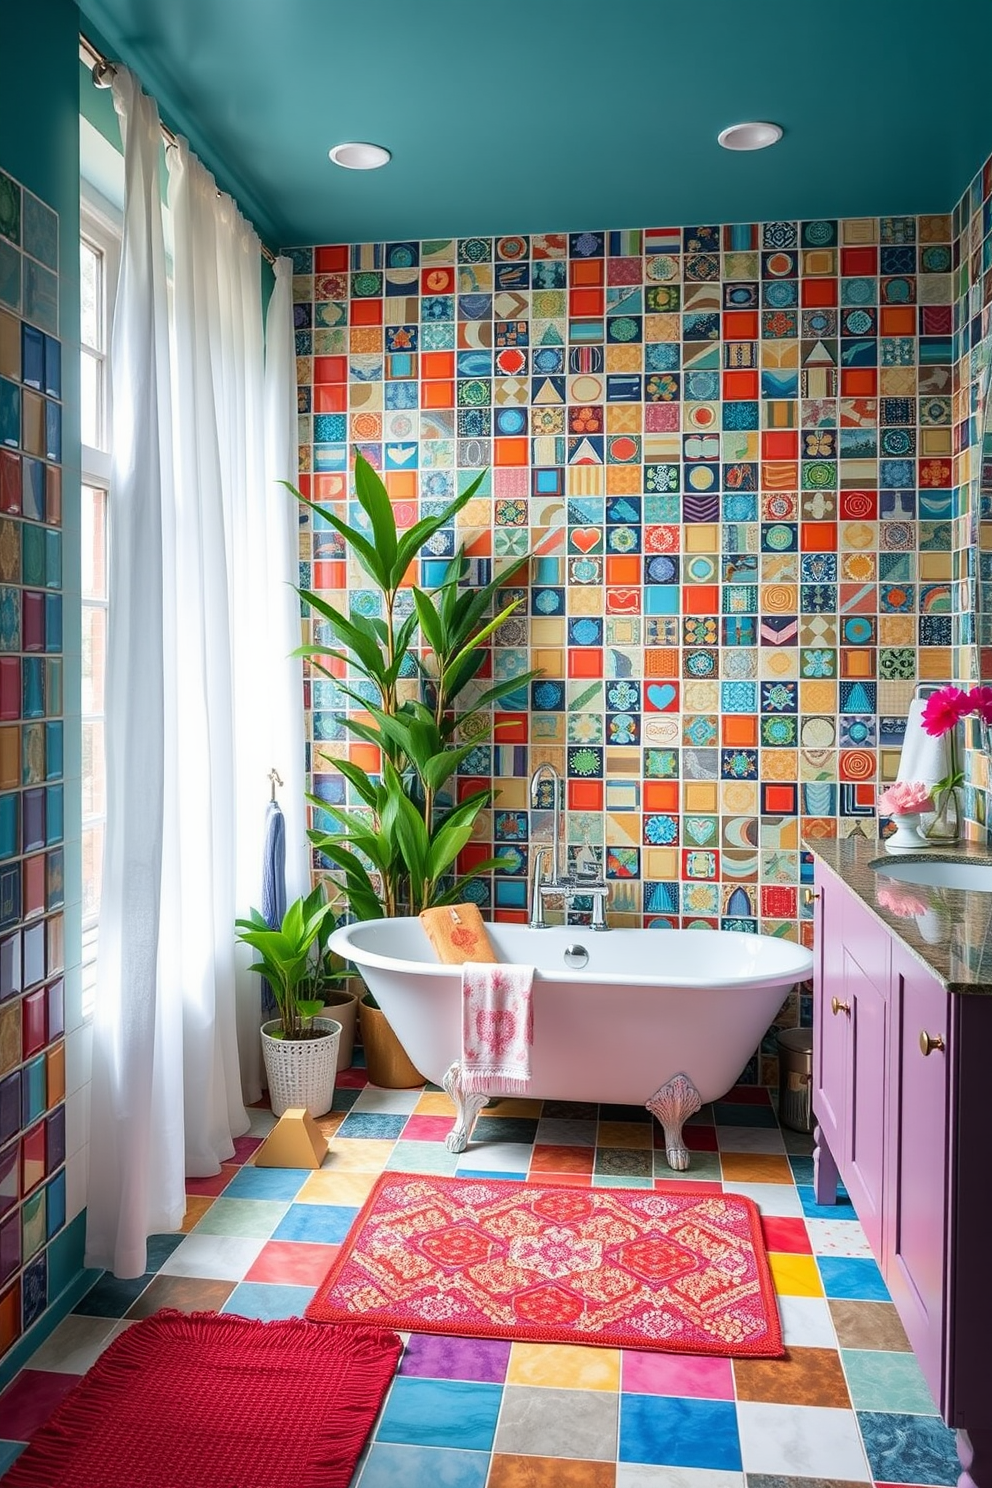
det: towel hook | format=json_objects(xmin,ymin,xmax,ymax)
[{"xmin": 267, "ymin": 767, "xmax": 283, "ymax": 803}]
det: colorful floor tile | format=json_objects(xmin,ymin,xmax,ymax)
[{"xmin": 0, "ymin": 1077, "xmax": 963, "ymax": 1488}]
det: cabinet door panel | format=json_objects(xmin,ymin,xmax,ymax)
[
  {"xmin": 845, "ymin": 947, "xmax": 888, "ymax": 1257},
  {"xmin": 888, "ymin": 943, "xmax": 948, "ymax": 1412},
  {"xmin": 812, "ymin": 874, "xmax": 847, "ymax": 1161}
]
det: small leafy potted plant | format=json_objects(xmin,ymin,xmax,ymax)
[
  {"xmin": 235, "ymin": 886, "xmax": 346, "ymax": 1115},
  {"xmin": 288, "ymin": 454, "xmax": 534, "ymax": 1083}
]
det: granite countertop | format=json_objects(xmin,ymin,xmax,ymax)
[{"xmin": 803, "ymin": 836, "xmax": 992, "ymax": 994}]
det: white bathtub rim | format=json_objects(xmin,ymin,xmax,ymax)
[{"xmin": 328, "ymin": 919, "xmax": 813, "ymax": 991}]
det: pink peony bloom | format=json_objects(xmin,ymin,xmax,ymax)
[
  {"xmin": 967, "ymin": 685, "xmax": 992, "ymax": 726},
  {"xmin": 876, "ymin": 883, "xmax": 930, "ymax": 918},
  {"xmin": 921, "ymin": 686, "xmax": 971, "ymax": 737},
  {"xmin": 877, "ymin": 779, "xmax": 933, "ymax": 815}
]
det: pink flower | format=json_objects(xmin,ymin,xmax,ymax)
[
  {"xmin": 967, "ymin": 686, "xmax": 992, "ymax": 726},
  {"xmin": 877, "ymin": 780, "xmax": 933, "ymax": 815},
  {"xmin": 876, "ymin": 883, "xmax": 930, "ymax": 918},
  {"xmin": 920, "ymin": 686, "xmax": 971, "ymax": 737}
]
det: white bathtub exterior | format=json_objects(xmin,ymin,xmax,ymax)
[{"xmin": 329, "ymin": 919, "xmax": 813, "ymax": 1108}]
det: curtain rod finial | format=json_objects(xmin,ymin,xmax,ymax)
[{"xmin": 92, "ymin": 59, "xmax": 117, "ymax": 88}]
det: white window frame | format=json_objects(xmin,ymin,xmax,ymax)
[{"xmin": 80, "ymin": 193, "xmax": 121, "ymax": 1018}]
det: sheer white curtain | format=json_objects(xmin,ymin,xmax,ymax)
[
  {"xmin": 263, "ymin": 260, "xmax": 308, "ymax": 911},
  {"xmin": 85, "ymin": 69, "xmax": 186, "ymax": 1277},
  {"xmin": 86, "ymin": 70, "xmax": 304, "ymax": 1274}
]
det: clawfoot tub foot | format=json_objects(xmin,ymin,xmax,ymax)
[
  {"xmin": 442, "ymin": 1062, "xmax": 489, "ymax": 1154},
  {"xmin": 646, "ymin": 1073, "xmax": 702, "ymax": 1171}
]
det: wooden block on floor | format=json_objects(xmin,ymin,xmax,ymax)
[{"xmin": 253, "ymin": 1108, "xmax": 328, "ymax": 1169}]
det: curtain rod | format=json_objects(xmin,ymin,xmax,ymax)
[{"xmin": 79, "ymin": 33, "xmax": 279, "ymax": 267}]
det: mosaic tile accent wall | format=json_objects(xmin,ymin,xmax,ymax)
[
  {"xmin": 288, "ymin": 206, "xmax": 967, "ymax": 1072},
  {"xmin": 0, "ymin": 167, "xmax": 67, "ymax": 1358},
  {"xmin": 955, "ymin": 154, "xmax": 992, "ymax": 836}
]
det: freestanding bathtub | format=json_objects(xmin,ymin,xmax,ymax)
[{"xmin": 329, "ymin": 919, "xmax": 813, "ymax": 1170}]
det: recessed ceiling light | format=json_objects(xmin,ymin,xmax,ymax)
[
  {"xmin": 717, "ymin": 122, "xmax": 783, "ymax": 152},
  {"xmin": 328, "ymin": 141, "xmax": 391, "ymax": 170}
]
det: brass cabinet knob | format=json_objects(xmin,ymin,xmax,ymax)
[
  {"xmin": 831, "ymin": 997, "xmax": 851, "ymax": 1016},
  {"xmin": 919, "ymin": 1030, "xmax": 945, "ymax": 1057},
  {"xmin": 803, "ymin": 888, "xmax": 820, "ymax": 906}
]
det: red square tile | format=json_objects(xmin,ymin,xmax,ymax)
[
  {"xmin": 762, "ymin": 1216, "xmax": 812, "ymax": 1254},
  {"xmin": 529, "ymin": 1144, "xmax": 595, "ymax": 1175},
  {"xmin": 0, "ymin": 659, "xmax": 19, "ymax": 721},
  {"xmin": 568, "ymin": 779, "xmax": 603, "ymax": 812},
  {"xmin": 654, "ymin": 1123, "xmax": 717, "ymax": 1151},
  {"xmin": 351, "ymin": 299, "xmax": 383, "ymax": 327},
  {"xmin": 185, "ymin": 1163, "xmax": 238, "ymax": 1198},
  {"xmin": 801, "ymin": 278, "xmax": 838, "ymax": 307},
  {"xmin": 524, "ymin": 1170, "xmax": 591, "ymax": 1188},
  {"xmin": 21, "ymin": 1122, "xmax": 45, "ymax": 1194},
  {"xmin": 245, "ymin": 1240, "xmax": 339, "ymax": 1286},
  {"xmin": 402, "ymin": 1114, "xmax": 454, "ymax": 1142},
  {"xmin": 335, "ymin": 1068, "xmax": 369, "ymax": 1089},
  {"xmin": 315, "ymin": 246, "xmax": 348, "ymax": 273},
  {"xmin": 230, "ymin": 1134, "xmax": 263, "ymax": 1165}
]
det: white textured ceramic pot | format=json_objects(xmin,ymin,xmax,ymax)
[{"xmin": 260, "ymin": 1017, "xmax": 341, "ymax": 1118}]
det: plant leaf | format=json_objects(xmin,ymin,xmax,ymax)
[{"xmin": 353, "ymin": 453, "xmax": 398, "ymax": 579}]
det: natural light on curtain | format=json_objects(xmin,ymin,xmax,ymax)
[{"xmin": 85, "ymin": 67, "xmax": 305, "ymax": 1278}]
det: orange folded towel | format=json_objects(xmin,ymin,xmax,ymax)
[{"xmin": 419, "ymin": 903, "xmax": 499, "ymax": 964}]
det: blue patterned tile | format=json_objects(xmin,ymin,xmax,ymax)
[
  {"xmin": 619, "ymin": 1393, "xmax": 742, "ymax": 1469},
  {"xmin": 222, "ymin": 1166, "xmax": 311, "ymax": 1201},
  {"xmin": 376, "ymin": 1378, "xmax": 502, "ymax": 1451},
  {"xmin": 857, "ymin": 1409, "xmax": 959, "ymax": 1485},
  {"xmin": 221, "ymin": 1281, "xmax": 315, "ymax": 1320},
  {"xmin": 271, "ymin": 1202, "xmax": 358, "ymax": 1243},
  {"xmin": 817, "ymin": 1255, "xmax": 890, "ymax": 1301},
  {"xmin": 357, "ymin": 1443, "xmax": 489, "ymax": 1488},
  {"xmin": 332, "ymin": 1109, "xmax": 405, "ymax": 1140}
]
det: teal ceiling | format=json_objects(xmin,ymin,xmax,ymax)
[{"xmin": 78, "ymin": 0, "xmax": 992, "ymax": 251}]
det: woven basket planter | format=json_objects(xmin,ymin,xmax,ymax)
[{"xmin": 261, "ymin": 1017, "xmax": 341, "ymax": 1118}]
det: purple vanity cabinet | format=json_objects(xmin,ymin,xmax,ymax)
[
  {"xmin": 886, "ymin": 939, "xmax": 949, "ymax": 1407},
  {"xmin": 812, "ymin": 861, "xmax": 992, "ymax": 1488},
  {"xmin": 811, "ymin": 872, "xmax": 889, "ymax": 1254}
]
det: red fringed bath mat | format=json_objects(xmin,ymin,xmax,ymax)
[
  {"xmin": 306, "ymin": 1172, "xmax": 783, "ymax": 1358},
  {"xmin": 4, "ymin": 1309, "xmax": 401, "ymax": 1488}
]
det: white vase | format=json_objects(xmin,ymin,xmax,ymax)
[
  {"xmin": 260, "ymin": 1016, "xmax": 341, "ymax": 1118},
  {"xmin": 885, "ymin": 813, "xmax": 933, "ymax": 853}
]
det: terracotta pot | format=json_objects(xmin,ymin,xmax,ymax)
[
  {"xmin": 318, "ymin": 987, "xmax": 359, "ymax": 1071},
  {"xmin": 358, "ymin": 1000, "xmax": 424, "ymax": 1088}
]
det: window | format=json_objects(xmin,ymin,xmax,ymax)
[{"xmin": 80, "ymin": 203, "xmax": 119, "ymax": 1015}]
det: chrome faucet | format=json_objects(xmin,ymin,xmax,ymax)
[{"xmin": 529, "ymin": 763, "xmax": 609, "ymax": 930}]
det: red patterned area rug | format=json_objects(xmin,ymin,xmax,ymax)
[
  {"xmin": 307, "ymin": 1173, "xmax": 783, "ymax": 1358},
  {"xmin": 4, "ymin": 1309, "xmax": 401, "ymax": 1488}
]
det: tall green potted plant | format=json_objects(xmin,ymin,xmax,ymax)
[{"xmin": 288, "ymin": 455, "xmax": 533, "ymax": 1080}]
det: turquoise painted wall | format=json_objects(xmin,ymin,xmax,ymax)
[{"xmin": 0, "ymin": 0, "xmax": 90, "ymax": 1381}]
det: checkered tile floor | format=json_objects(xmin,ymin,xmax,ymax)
[{"xmin": 0, "ymin": 1064, "xmax": 962, "ymax": 1486}]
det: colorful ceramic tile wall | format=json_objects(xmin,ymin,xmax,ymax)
[
  {"xmin": 954, "ymin": 155, "xmax": 992, "ymax": 836},
  {"xmin": 289, "ymin": 198, "xmax": 982, "ymax": 1078},
  {"xmin": 0, "ymin": 166, "xmax": 66, "ymax": 1361}
]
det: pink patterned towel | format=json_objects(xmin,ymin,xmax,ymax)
[{"xmin": 461, "ymin": 961, "xmax": 535, "ymax": 1096}]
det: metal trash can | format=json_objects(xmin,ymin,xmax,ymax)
[{"xmin": 777, "ymin": 1027, "xmax": 813, "ymax": 1133}]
